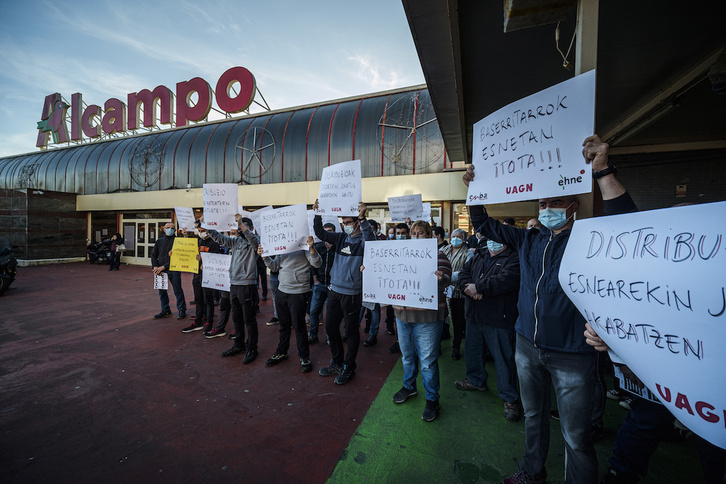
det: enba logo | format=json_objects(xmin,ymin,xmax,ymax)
[{"xmin": 36, "ymin": 66, "xmax": 256, "ymax": 149}]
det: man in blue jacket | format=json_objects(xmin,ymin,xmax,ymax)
[
  {"xmin": 312, "ymin": 200, "xmax": 376, "ymax": 385},
  {"xmin": 464, "ymin": 135, "xmax": 637, "ymax": 484}
]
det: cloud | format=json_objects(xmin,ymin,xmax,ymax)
[{"xmin": 347, "ymin": 54, "xmax": 408, "ymax": 91}]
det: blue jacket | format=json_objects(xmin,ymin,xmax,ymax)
[
  {"xmin": 313, "ymin": 215, "xmax": 375, "ymax": 295},
  {"xmin": 470, "ymin": 192, "xmax": 637, "ymax": 353}
]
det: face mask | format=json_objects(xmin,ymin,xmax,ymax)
[
  {"xmin": 487, "ymin": 240, "xmax": 504, "ymax": 252},
  {"xmin": 396, "ymin": 234, "xmax": 407, "ymax": 240},
  {"xmin": 165, "ymin": 228, "xmax": 175, "ymax": 236},
  {"xmin": 388, "ymin": 234, "xmax": 395, "ymax": 240},
  {"xmin": 538, "ymin": 203, "xmax": 573, "ymax": 230},
  {"xmin": 451, "ymin": 237, "xmax": 463, "ymax": 248},
  {"xmin": 343, "ymin": 225, "xmax": 355, "ymax": 235},
  {"xmin": 199, "ymin": 232, "xmax": 209, "ymax": 239},
  {"xmin": 229, "ymin": 234, "xmax": 238, "ymax": 238}
]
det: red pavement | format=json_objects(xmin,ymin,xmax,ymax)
[{"xmin": 0, "ymin": 262, "xmax": 399, "ymax": 484}]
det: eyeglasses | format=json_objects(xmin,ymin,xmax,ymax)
[{"xmin": 342, "ymin": 220, "xmax": 357, "ymax": 226}]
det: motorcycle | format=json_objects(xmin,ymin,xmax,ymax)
[
  {"xmin": 87, "ymin": 239, "xmax": 112, "ymax": 264},
  {"xmin": 0, "ymin": 238, "xmax": 18, "ymax": 295}
]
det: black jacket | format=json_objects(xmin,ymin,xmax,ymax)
[
  {"xmin": 311, "ymin": 241, "xmax": 335, "ymax": 286},
  {"xmin": 458, "ymin": 247, "xmax": 520, "ymax": 329},
  {"xmin": 150, "ymin": 234, "xmax": 175, "ymax": 271}
]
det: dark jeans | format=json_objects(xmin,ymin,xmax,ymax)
[
  {"xmin": 308, "ymin": 284, "xmax": 329, "ymax": 338},
  {"xmin": 229, "ymin": 284, "xmax": 258, "ymax": 350},
  {"xmin": 515, "ymin": 334, "xmax": 598, "ymax": 484},
  {"xmin": 192, "ymin": 273, "xmax": 205, "ymax": 323},
  {"xmin": 482, "ymin": 325, "xmax": 518, "ymax": 403},
  {"xmin": 464, "ymin": 319, "xmax": 488, "ymax": 388},
  {"xmin": 257, "ymin": 258, "xmax": 268, "ymax": 298},
  {"xmin": 109, "ymin": 251, "xmax": 120, "ymax": 270},
  {"xmin": 325, "ymin": 290, "xmax": 362, "ymax": 369},
  {"xmin": 385, "ymin": 305, "xmax": 396, "ymax": 333},
  {"xmin": 275, "ymin": 290, "xmax": 311, "ymax": 359},
  {"xmin": 609, "ymin": 396, "xmax": 675, "ymax": 479},
  {"xmin": 159, "ymin": 271, "xmax": 186, "ymax": 314},
  {"xmin": 216, "ymin": 291, "xmax": 230, "ymax": 332},
  {"xmin": 449, "ymin": 297, "xmax": 466, "ymax": 350},
  {"xmin": 359, "ymin": 304, "xmax": 380, "ymax": 335}
]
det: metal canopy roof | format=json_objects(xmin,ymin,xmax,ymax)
[{"xmin": 403, "ymin": 0, "xmax": 726, "ymax": 164}]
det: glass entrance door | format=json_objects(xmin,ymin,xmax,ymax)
[{"xmin": 121, "ymin": 219, "xmax": 171, "ymax": 266}]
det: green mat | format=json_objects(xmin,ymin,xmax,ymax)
[{"xmin": 328, "ymin": 340, "xmax": 701, "ymax": 483}]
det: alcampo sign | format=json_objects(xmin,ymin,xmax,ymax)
[{"xmin": 36, "ymin": 66, "xmax": 256, "ymax": 149}]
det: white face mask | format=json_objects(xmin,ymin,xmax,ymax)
[{"xmin": 344, "ymin": 225, "xmax": 355, "ymax": 235}]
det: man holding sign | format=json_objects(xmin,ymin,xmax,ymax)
[
  {"xmin": 464, "ymin": 134, "xmax": 636, "ymax": 484},
  {"xmin": 151, "ymin": 222, "xmax": 187, "ymax": 320},
  {"xmin": 312, "ymin": 199, "xmax": 375, "ymax": 385},
  {"xmin": 203, "ymin": 215, "xmax": 261, "ymax": 364}
]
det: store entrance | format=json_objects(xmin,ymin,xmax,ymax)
[{"xmin": 121, "ymin": 218, "xmax": 170, "ymax": 266}]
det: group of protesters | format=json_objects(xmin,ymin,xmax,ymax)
[{"xmin": 149, "ymin": 134, "xmax": 725, "ymax": 484}]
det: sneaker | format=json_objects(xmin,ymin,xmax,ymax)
[
  {"xmin": 266, "ymin": 317, "xmax": 279, "ymax": 326},
  {"xmin": 265, "ymin": 353, "xmax": 289, "ymax": 367},
  {"xmin": 501, "ymin": 470, "xmax": 546, "ymax": 484},
  {"xmin": 393, "ymin": 386, "xmax": 418, "ymax": 404},
  {"xmin": 422, "ymin": 399, "xmax": 441, "ymax": 422},
  {"xmin": 221, "ymin": 345, "xmax": 245, "ymax": 358},
  {"xmin": 153, "ymin": 311, "xmax": 172, "ymax": 319},
  {"xmin": 550, "ymin": 409, "xmax": 560, "ymax": 420},
  {"xmin": 177, "ymin": 312, "xmax": 187, "ymax": 320},
  {"xmin": 454, "ymin": 379, "xmax": 487, "ymax": 391},
  {"xmin": 300, "ymin": 358, "xmax": 313, "ymax": 373},
  {"xmin": 319, "ymin": 360, "xmax": 342, "ymax": 377},
  {"xmin": 308, "ymin": 335, "xmax": 319, "ymax": 344},
  {"xmin": 227, "ymin": 333, "xmax": 236, "ymax": 339},
  {"xmin": 242, "ymin": 349, "xmax": 258, "ymax": 364},
  {"xmin": 619, "ymin": 398, "xmax": 633, "ymax": 410},
  {"xmin": 181, "ymin": 323, "xmax": 204, "ymax": 333},
  {"xmin": 204, "ymin": 328, "xmax": 226, "ymax": 339},
  {"xmin": 607, "ymin": 389, "xmax": 624, "ymax": 400},
  {"xmin": 386, "ymin": 328, "xmax": 395, "ymax": 335},
  {"xmin": 388, "ymin": 341, "xmax": 400, "ymax": 354},
  {"xmin": 202, "ymin": 322, "xmax": 212, "ymax": 333},
  {"xmin": 362, "ymin": 334, "xmax": 377, "ymax": 347},
  {"xmin": 334, "ymin": 364, "xmax": 355, "ymax": 385},
  {"xmin": 504, "ymin": 401, "xmax": 521, "ymax": 421}
]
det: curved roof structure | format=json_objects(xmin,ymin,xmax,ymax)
[{"xmin": 1, "ymin": 86, "xmax": 448, "ymax": 195}]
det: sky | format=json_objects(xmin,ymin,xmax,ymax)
[{"xmin": 0, "ymin": 0, "xmax": 425, "ymax": 158}]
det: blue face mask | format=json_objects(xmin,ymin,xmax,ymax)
[
  {"xmin": 487, "ymin": 240, "xmax": 504, "ymax": 252},
  {"xmin": 450, "ymin": 237, "xmax": 463, "ymax": 247},
  {"xmin": 165, "ymin": 228, "xmax": 175, "ymax": 236},
  {"xmin": 538, "ymin": 204, "xmax": 573, "ymax": 230},
  {"xmin": 396, "ymin": 234, "xmax": 407, "ymax": 240},
  {"xmin": 344, "ymin": 225, "xmax": 355, "ymax": 235},
  {"xmin": 388, "ymin": 233, "xmax": 395, "ymax": 239}
]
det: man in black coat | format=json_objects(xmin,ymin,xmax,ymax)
[
  {"xmin": 456, "ymin": 237, "xmax": 521, "ymax": 421},
  {"xmin": 151, "ymin": 222, "xmax": 187, "ymax": 320}
]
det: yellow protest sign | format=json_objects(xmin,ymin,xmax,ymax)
[{"xmin": 169, "ymin": 237, "xmax": 199, "ymax": 274}]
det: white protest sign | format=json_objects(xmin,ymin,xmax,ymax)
[
  {"xmin": 417, "ymin": 202, "xmax": 432, "ymax": 221},
  {"xmin": 388, "ymin": 194, "xmax": 424, "ymax": 221},
  {"xmin": 559, "ymin": 202, "xmax": 726, "ymax": 449},
  {"xmin": 200, "ymin": 252, "xmax": 231, "ymax": 292},
  {"xmin": 362, "ymin": 239, "xmax": 439, "ymax": 310},
  {"xmin": 316, "ymin": 159, "xmax": 361, "ymax": 216},
  {"xmin": 259, "ymin": 204, "xmax": 310, "ymax": 256},
  {"xmin": 307, "ymin": 210, "xmax": 341, "ymax": 243},
  {"xmin": 249, "ymin": 205, "xmax": 273, "ymax": 235},
  {"xmin": 202, "ymin": 183, "xmax": 238, "ymax": 230},
  {"xmin": 174, "ymin": 207, "xmax": 196, "ymax": 232},
  {"xmin": 153, "ymin": 273, "xmax": 168, "ymax": 290},
  {"xmin": 467, "ymin": 69, "xmax": 596, "ymax": 205}
]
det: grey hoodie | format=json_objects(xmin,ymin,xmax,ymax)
[
  {"xmin": 263, "ymin": 250, "xmax": 321, "ymax": 295},
  {"xmin": 208, "ymin": 228, "xmax": 259, "ymax": 285}
]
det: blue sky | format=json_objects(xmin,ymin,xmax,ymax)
[{"xmin": 0, "ymin": 0, "xmax": 425, "ymax": 157}]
